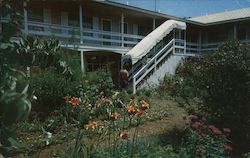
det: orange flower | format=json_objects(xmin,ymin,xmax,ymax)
[
  {"xmin": 127, "ymin": 106, "xmax": 136, "ymax": 114},
  {"xmin": 140, "ymin": 100, "xmax": 149, "ymax": 110},
  {"xmin": 119, "ymin": 131, "xmax": 128, "ymax": 139},
  {"xmin": 135, "ymin": 109, "xmax": 143, "ymax": 118},
  {"xmin": 63, "ymin": 95, "xmax": 71, "ymax": 101},
  {"xmin": 96, "ymin": 99, "xmax": 102, "ymax": 107},
  {"xmin": 85, "ymin": 121, "xmax": 97, "ymax": 130},
  {"xmin": 111, "ymin": 112, "xmax": 120, "ymax": 120},
  {"xmin": 105, "ymin": 98, "xmax": 113, "ymax": 105},
  {"xmin": 70, "ymin": 97, "xmax": 80, "ymax": 106}
]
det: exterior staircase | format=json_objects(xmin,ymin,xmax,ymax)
[{"xmin": 129, "ymin": 38, "xmax": 186, "ymax": 93}]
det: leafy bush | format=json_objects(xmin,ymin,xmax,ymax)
[
  {"xmin": 31, "ymin": 68, "xmax": 77, "ymax": 113},
  {"xmin": 179, "ymin": 115, "xmax": 232, "ymax": 158},
  {"xmin": 176, "ymin": 41, "xmax": 250, "ymax": 146}
]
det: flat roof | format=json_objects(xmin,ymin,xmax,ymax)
[
  {"xmin": 96, "ymin": 0, "xmax": 202, "ymax": 25},
  {"xmin": 189, "ymin": 7, "xmax": 250, "ymax": 25},
  {"xmin": 98, "ymin": 1, "xmax": 250, "ymax": 26}
]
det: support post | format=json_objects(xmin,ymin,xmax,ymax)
[
  {"xmin": 153, "ymin": 18, "xmax": 156, "ymax": 30},
  {"xmin": 23, "ymin": 1, "xmax": 28, "ymax": 34},
  {"xmin": 234, "ymin": 23, "xmax": 237, "ymax": 39},
  {"xmin": 121, "ymin": 13, "xmax": 124, "ymax": 47},
  {"xmin": 80, "ymin": 50, "xmax": 85, "ymax": 72},
  {"xmin": 198, "ymin": 30, "xmax": 202, "ymax": 54},
  {"xmin": 133, "ymin": 78, "xmax": 136, "ymax": 94},
  {"xmin": 184, "ymin": 30, "xmax": 186, "ymax": 54},
  {"xmin": 79, "ymin": 4, "xmax": 83, "ymax": 44}
]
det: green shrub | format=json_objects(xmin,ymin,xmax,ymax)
[
  {"xmin": 176, "ymin": 41, "xmax": 250, "ymax": 151},
  {"xmin": 179, "ymin": 115, "xmax": 232, "ymax": 158},
  {"xmin": 31, "ymin": 68, "xmax": 77, "ymax": 113}
]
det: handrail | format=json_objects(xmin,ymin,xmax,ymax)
[
  {"xmin": 133, "ymin": 39, "xmax": 174, "ymax": 79},
  {"xmin": 131, "ymin": 39, "xmax": 175, "ymax": 93}
]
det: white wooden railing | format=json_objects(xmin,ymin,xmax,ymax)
[
  {"xmin": 26, "ymin": 21, "xmax": 144, "ymax": 48},
  {"xmin": 131, "ymin": 39, "xmax": 187, "ymax": 93}
]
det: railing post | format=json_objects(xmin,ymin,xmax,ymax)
[
  {"xmin": 154, "ymin": 58, "xmax": 157, "ymax": 71},
  {"xmin": 234, "ymin": 23, "xmax": 237, "ymax": 39},
  {"xmin": 79, "ymin": 4, "xmax": 83, "ymax": 44},
  {"xmin": 133, "ymin": 78, "xmax": 136, "ymax": 94},
  {"xmin": 152, "ymin": 18, "xmax": 156, "ymax": 30},
  {"xmin": 198, "ymin": 30, "xmax": 202, "ymax": 54},
  {"xmin": 23, "ymin": 1, "xmax": 28, "ymax": 34},
  {"xmin": 80, "ymin": 50, "xmax": 85, "ymax": 72},
  {"xmin": 184, "ymin": 30, "xmax": 186, "ymax": 54},
  {"xmin": 173, "ymin": 39, "xmax": 175, "ymax": 54},
  {"xmin": 121, "ymin": 13, "xmax": 124, "ymax": 47}
]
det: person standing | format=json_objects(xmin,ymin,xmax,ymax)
[{"xmin": 120, "ymin": 67, "xmax": 129, "ymax": 90}]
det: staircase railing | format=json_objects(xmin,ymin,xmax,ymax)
[{"xmin": 131, "ymin": 39, "xmax": 176, "ymax": 93}]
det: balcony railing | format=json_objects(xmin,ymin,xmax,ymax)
[{"xmin": 26, "ymin": 21, "xmax": 144, "ymax": 49}]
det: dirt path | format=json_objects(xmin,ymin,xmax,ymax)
[{"xmin": 33, "ymin": 98, "xmax": 188, "ymax": 157}]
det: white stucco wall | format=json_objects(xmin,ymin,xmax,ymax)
[{"xmin": 140, "ymin": 54, "xmax": 184, "ymax": 89}]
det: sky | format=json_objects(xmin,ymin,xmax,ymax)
[{"xmin": 110, "ymin": 0, "xmax": 250, "ymax": 18}]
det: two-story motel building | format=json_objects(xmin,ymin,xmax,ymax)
[{"xmin": 1, "ymin": 0, "xmax": 250, "ymax": 91}]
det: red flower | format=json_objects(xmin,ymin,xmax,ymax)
[
  {"xmin": 222, "ymin": 144, "xmax": 233, "ymax": 152},
  {"xmin": 192, "ymin": 122, "xmax": 203, "ymax": 129},
  {"xmin": 208, "ymin": 125, "xmax": 216, "ymax": 130},
  {"xmin": 223, "ymin": 128, "xmax": 231, "ymax": 134},
  {"xmin": 188, "ymin": 115, "xmax": 199, "ymax": 122},
  {"xmin": 198, "ymin": 132, "xmax": 207, "ymax": 137},
  {"xmin": 70, "ymin": 97, "xmax": 80, "ymax": 106},
  {"xmin": 212, "ymin": 128, "xmax": 223, "ymax": 135}
]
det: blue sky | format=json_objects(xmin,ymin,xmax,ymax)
[{"xmin": 111, "ymin": 0, "xmax": 250, "ymax": 18}]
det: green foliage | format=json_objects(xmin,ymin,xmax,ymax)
[
  {"xmin": 179, "ymin": 115, "xmax": 232, "ymax": 158},
  {"xmin": 242, "ymin": 152, "xmax": 250, "ymax": 158},
  {"xmin": 30, "ymin": 68, "xmax": 77, "ymax": 113},
  {"xmin": 172, "ymin": 41, "xmax": 250, "ymax": 152}
]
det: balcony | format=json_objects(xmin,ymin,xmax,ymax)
[{"xmin": 25, "ymin": 21, "xmax": 144, "ymax": 50}]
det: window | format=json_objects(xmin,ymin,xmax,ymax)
[
  {"xmin": 68, "ymin": 13, "xmax": 79, "ymax": 26},
  {"xmin": 28, "ymin": 8, "xmax": 43, "ymax": 22}
]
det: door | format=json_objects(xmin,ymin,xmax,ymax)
[{"xmin": 102, "ymin": 19, "xmax": 112, "ymax": 45}]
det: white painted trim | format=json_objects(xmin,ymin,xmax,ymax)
[
  {"xmin": 79, "ymin": 4, "xmax": 83, "ymax": 44},
  {"xmin": 80, "ymin": 51, "xmax": 85, "ymax": 72},
  {"xmin": 121, "ymin": 13, "xmax": 124, "ymax": 47},
  {"xmin": 153, "ymin": 18, "xmax": 156, "ymax": 30},
  {"xmin": 23, "ymin": 2, "xmax": 28, "ymax": 34}
]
